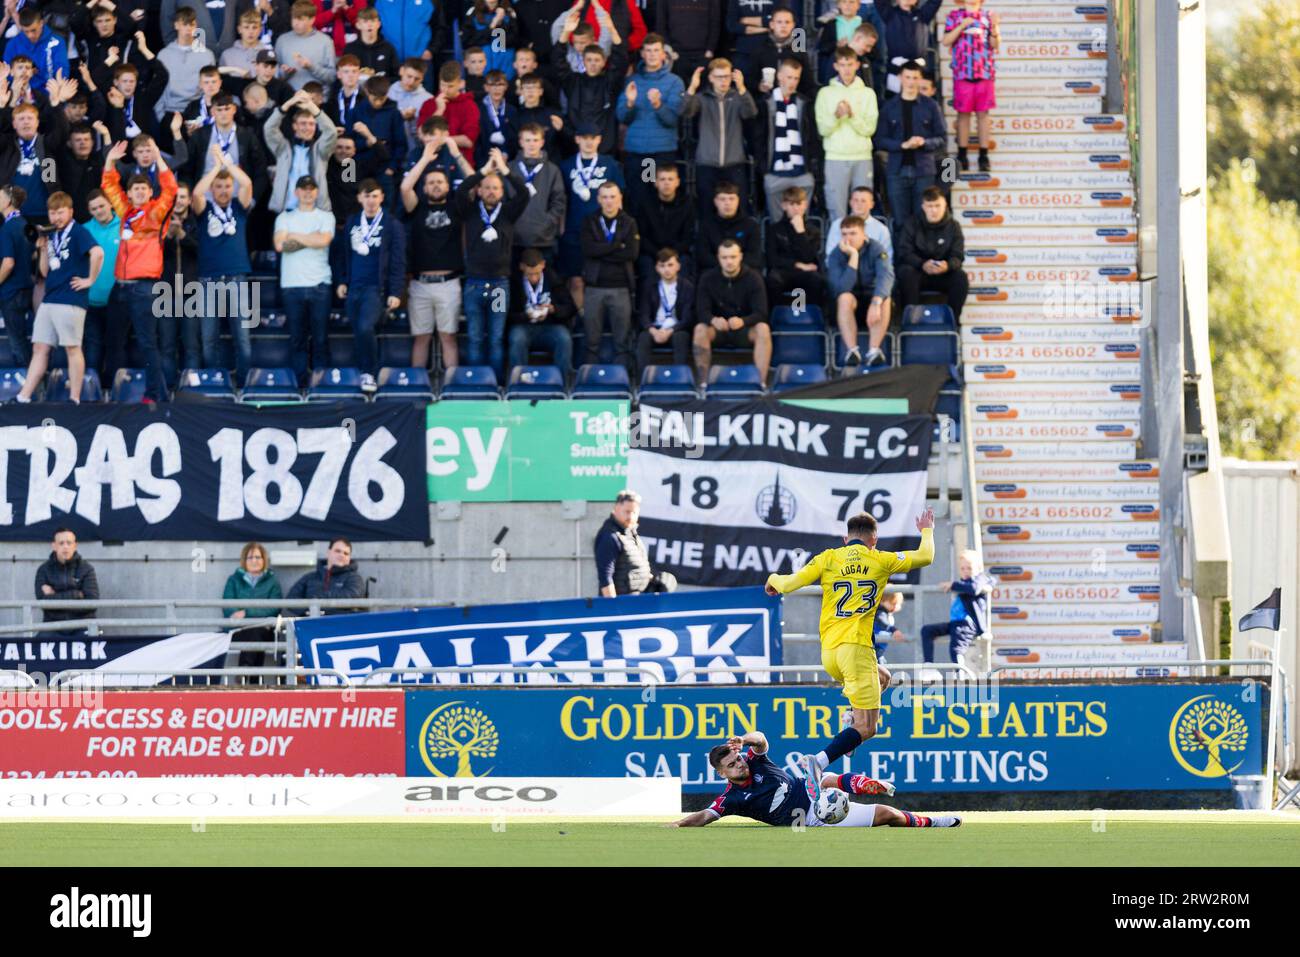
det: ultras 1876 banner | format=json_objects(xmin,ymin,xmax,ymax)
[
  {"xmin": 0, "ymin": 402, "xmax": 427, "ymax": 541},
  {"xmin": 628, "ymin": 402, "xmax": 934, "ymax": 586}
]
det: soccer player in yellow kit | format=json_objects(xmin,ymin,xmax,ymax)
[{"xmin": 765, "ymin": 507, "xmax": 935, "ymax": 788}]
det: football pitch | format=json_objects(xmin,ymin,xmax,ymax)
[{"xmin": 1, "ymin": 812, "xmax": 1298, "ymax": 866}]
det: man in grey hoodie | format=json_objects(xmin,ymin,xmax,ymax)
[
  {"xmin": 511, "ymin": 123, "xmax": 566, "ymax": 265},
  {"xmin": 155, "ymin": 7, "xmax": 218, "ymax": 125},
  {"xmin": 160, "ymin": 0, "xmax": 236, "ymax": 55},
  {"xmin": 682, "ymin": 57, "xmax": 757, "ymax": 217},
  {"xmin": 274, "ymin": 0, "xmax": 338, "ymax": 92}
]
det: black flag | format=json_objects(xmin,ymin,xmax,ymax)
[{"xmin": 1238, "ymin": 587, "xmax": 1282, "ymax": 632}]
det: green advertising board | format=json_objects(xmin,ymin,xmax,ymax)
[{"xmin": 427, "ymin": 401, "xmax": 631, "ymax": 501}]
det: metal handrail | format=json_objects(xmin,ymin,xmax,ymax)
[
  {"xmin": 991, "ymin": 657, "xmax": 1275, "ymax": 677},
  {"xmin": 49, "ymin": 667, "xmax": 353, "ymax": 689},
  {"xmin": 360, "ymin": 665, "xmax": 661, "ymax": 685},
  {"xmin": 673, "ymin": 662, "xmax": 982, "ymax": 682},
  {"xmin": 0, "ymin": 617, "xmax": 285, "ymax": 636},
  {"xmin": 0, "ymin": 598, "xmax": 450, "ymax": 609}
]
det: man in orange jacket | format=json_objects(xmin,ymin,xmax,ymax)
[{"xmin": 101, "ymin": 139, "xmax": 178, "ymax": 403}]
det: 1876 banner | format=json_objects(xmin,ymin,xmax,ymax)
[
  {"xmin": 628, "ymin": 402, "xmax": 933, "ymax": 586},
  {"xmin": 0, "ymin": 402, "xmax": 426, "ymax": 541}
]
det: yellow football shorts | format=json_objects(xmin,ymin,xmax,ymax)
[{"xmin": 820, "ymin": 643, "xmax": 881, "ymax": 710}]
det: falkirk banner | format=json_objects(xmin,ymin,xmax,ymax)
[
  {"xmin": 293, "ymin": 587, "xmax": 782, "ymax": 685},
  {"xmin": 402, "ymin": 682, "xmax": 1266, "ymax": 793},
  {"xmin": 629, "ymin": 402, "xmax": 934, "ymax": 586},
  {"xmin": 0, "ymin": 402, "xmax": 426, "ymax": 541}
]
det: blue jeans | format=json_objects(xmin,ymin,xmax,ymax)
[
  {"xmin": 283, "ymin": 283, "xmax": 332, "ymax": 384},
  {"xmin": 2, "ymin": 289, "xmax": 31, "ymax": 368},
  {"xmin": 200, "ymin": 276, "xmax": 252, "ymax": 387},
  {"xmin": 887, "ymin": 168, "xmax": 935, "ymax": 228},
  {"xmin": 508, "ymin": 322, "xmax": 572, "ymax": 372},
  {"xmin": 345, "ymin": 284, "xmax": 383, "ymax": 376},
  {"xmin": 83, "ymin": 304, "xmax": 107, "ymax": 377},
  {"xmin": 123, "ymin": 281, "xmax": 168, "ymax": 402},
  {"xmin": 464, "ymin": 278, "xmax": 509, "ymax": 378},
  {"xmin": 921, "ymin": 620, "xmax": 978, "ymax": 664}
]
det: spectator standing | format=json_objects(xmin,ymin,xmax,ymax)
[
  {"xmin": 755, "ymin": 57, "xmax": 819, "ymax": 221},
  {"xmin": 335, "ymin": 178, "xmax": 406, "ymax": 391},
  {"xmin": 3, "ymin": 8, "xmax": 71, "ymax": 92},
  {"xmin": 580, "ymin": 181, "xmax": 640, "ymax": 370},
  {"xmin": 274, "ymin": 175, "xmax": 336, "ymax": 385},
  {"xmin": 616, "ymin": 33, "xmax": 684, "ymax": 216},
  {"xmin": 368, "ymin": 0, "xmax": 440, "ymax": 66},
  {"xmin": 636, "ymin": 246, "xmax": 693, "ymax": 371},
  {"xmin": 941, "ymin": 0, "xmax": 998, "ymax": 171},
  {"xmin": 656, "ymin": 0, "xmax": 721, "ymax": 83},
  {"xmin": 725, "ymin": 0, "xmax": 780, "ymax": 75},
  {"xmin": 557, "ymin": 124, "xmax": 624, "ymax": 313},
  {"xmin": 0, "ymin": 185, "xmax": 33, "ymax": 369},
  {"xmin": 160, "ymin": 0, "xmax": 237, "ymax": 53},
  {"xmin": 314, "ymin": 0, "xmax": 363, "ymax": 56},
  {"xmin": 455, "ymin": 150, "xmax": 529, "ymax": 379},
  {"xmin": 325, "ymin": 52, "xmax": 367, "ymax": 135},
  {"xmin": 512, "ymin": 124, "xmax": 566, "ymax": 264},
  {"xmin": 878, "ymin": 0, "xmax": 942, "ymax": 94},
  {"xmin": 387, "ymin": 58, "xmax": 434, "ymax": 146},
  {"xmin": 180, "ymin": 92, "xmax": 269, "ymax": 200},
  {"xmin": 156, "ymin": 7, "xmax": 218, "ymax": 124},
  {"xmin": 814, "ymin": 45, "xmax": 876, "ymax": 219},
  {"xmin": 81, "ymin": 188, "xmax": 122, "ymax": 380},
  {"xmin": 1, "ymin": 90, "xmax": 73, "ymax": 222},
  {"xmin": 417, "ymin": 62, "xmax": 479, "ymax": 156},
  {"xmin": 692, "ymin": 237, "xmax": 770, "ymax": 383},
  {"xmin": 286, "ymin": 537, "xmax": 367, "ymax": 612},
  {"xmin": 682, "ymin": 59, "xmax": 757, "ymax": 217},
  {"xmin": 549, "ymin": 19, "xmax": 625, "ymax": 154},
  {"xmin": 11, "ymin": 192, "xmax": 104, "ymax": 404},
  {"xmin": 192, "ymin": 150, "xmax": 256, "ymax": 388},
  {"xmin": 515, "ymin": 75, "xmax": 565, "ymax": 157},
  {"xmin": 35, "ymin": 529, "xmax": 99, "ymax": 626},
  {"xmin": 508, "ymin": 247, "xmax": 575, "ymax": 371},
  {"xmin": 343, "ymin": 7, "xmax": 401, "ymax": 77},
  {"xmin": 58, "ymin": 123, "xmax": 108, "ymax": 221},
  {"xmin": 475, "ymin": 69, "xmax": 519, "ymax": 166},
  {"xmin": 402, "ymin": 144, "xmax": 468, "ymax": 370},
  {"xmin": 161, "ymin": 182, "xmax": 204, "ymax": 374},
  {"xmin": 275, "ymin": 0, "xmax": 338, "ymax": 92},
  {"xmin": 745, "ymin": 7, "xmax": 817, "ymax": 101},
  {"xmin": 102, "ymin": 53, "xmax": 171, "ymax": 145},
  {"xmin": 872, "ymin": 591, "xmax": 905, "ymax": 664},
  {"xmin": 827, "ymin": 213, "xmax": 892, "ymax": 369},
  {"xmin": 922, "ymin": 550, "xmax": 995, "ymax": 666},
  {"xmin": 594, "ymin": 490, "xmax": 677, "ymax": 597},
  {"xmin": 461, "ymin": 0, "xmax": 519, "ymax": 79},
  {"xmin": 816, "ymin": 0, "xmax": 883, "ymax": 85},
  {"xmin": 875, "ymin": 59, "xmax": 944, "ymax": 225},
  {"xmin": 635, "ymin": 162, "xmax": 695, "ymax": 282},
  {"xmin": 264, "ymin": 88, "xmax": 340, "ymax": 212},
  {"xmin": 895, "ymin": 186, "xmax": 968, "ymax": 319}
]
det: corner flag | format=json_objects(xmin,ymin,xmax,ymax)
[{"xmin": 1238, "ymin": 587, "xmax": 1282, "ymax": 632}]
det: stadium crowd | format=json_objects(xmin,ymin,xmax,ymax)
[{"xmin": 0, "ymin": 0, "xmax": 997, "ymax": 402}]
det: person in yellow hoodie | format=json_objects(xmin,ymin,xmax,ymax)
[
  {"xmin": 814, "ymin": 45, "xmax": 878, "ymax": 220},
  {"xmin": 765, "ymin": 505, "xmax": 934, "ymax": 784}
]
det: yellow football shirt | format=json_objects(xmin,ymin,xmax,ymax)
[{"xmin": 765, "ymin": 528, "xmax": 935, "ymax": 649}]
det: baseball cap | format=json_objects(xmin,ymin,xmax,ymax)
[
  {"xmin": 295, "ymin": 175, "xmax": 319, "ymax": 190},
  {"xmin": 255, "ymin": 49, "xmax": 278, "ymax": 65},
  {"xmin": 573, "ymin": 121, "xmax": 601, "ymax": 137}
]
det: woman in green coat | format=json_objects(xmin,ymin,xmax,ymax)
[{"xmin": 223, "ymin": 543, "xmax": 283, "ymax": 670}]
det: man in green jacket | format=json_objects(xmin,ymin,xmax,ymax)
[{"xmin": 815, "ymin": 45, "xmax": 877, "ymax": 220}]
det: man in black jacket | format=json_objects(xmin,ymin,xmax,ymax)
[
  {"xmin": 765, "ymin": 185, "xmax": 827, "ymax": 308},
  {"xmin": 657, "ymin": 0, "xmax": 721, "ymax": 82},
  {"xmin": 286, "ymin": 538, "xmax": 367, "ymax": 614},
  {"xmin": 102, "ymin": 57, "xmax": 170, "ymax": 144},
  {"xmin": 508, "ymin": 247, "xmax": 575, "ymax": 372},
  {"xmin": 550, "ymin": 22, "xmax": 627, "ymax": 155},
  {"xmin": 744, "ymin": 7, "xmax": 817, "ymax": 100},
  {"xmin": 57, "ymin": 123, "xmax": 106, "ymax": 220},
  {"xmin": 693, "ymin": 237, "xmax": 770, "ymax": 383},
  {"xmin": 35, "ymin": 529, "xmax": 99, "ymax": 626},
  {"xmin": 694, "ymin": 182, "xmax": 760, "ymax": 270},
  {"xmin": 895, "ymin": 186, "xmax": 968, "ymax": 319},
  {"xmin": 580, "ymin": 180, "xmax": 640, "ymax": 370},
  {"xmin": 635, "ymin": 161, "xmax": 695, "ymax": 282},
  {"xmin": 177, "ymin": 93, "xmax": 269, "ymax": 204},
  {"xmin": 637, "ymin": 246, "xmax": 694, "ymax": 371},
  {"xmin": 594, "ymin": 490, "xmax": 677, "ymax": 597},
  {"xmin": 455, "ymin": 149, "xmax": 531, "ymax": 379},
  {"xmin": 753, "ymin": 57, "xmax": 820, "ymax": 220}
]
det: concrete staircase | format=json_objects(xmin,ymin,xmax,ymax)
[{"xmin": 936, "ymin": 0, "xmax": 1175, "ymax": 676}]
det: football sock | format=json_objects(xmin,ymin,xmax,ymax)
[
  {"xmin": 821, "ymin": 727, "xmax": 863, "ymax": 766},
  {"xmin": 901, "ymin": 810, "xmax": 933, "ymax": 828}
]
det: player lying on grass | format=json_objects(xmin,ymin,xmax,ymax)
[
  {"xmin": 670, "ymin": 732, "xmax": 960, "ymax": 829},
  {"xmin": 765, "ymin": 507, "xmax": 935, "ymax": 796}
]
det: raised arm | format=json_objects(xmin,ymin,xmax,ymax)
[{"xmin": 765, "ymin": 551, "xmax": 827, "ymax": 596}]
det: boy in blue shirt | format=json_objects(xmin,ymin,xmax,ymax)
[
  {"xmin": 922, "ymin": 550, "xmax": 996, "ymax": 666},
  {"xmin": 193, "ymin": 150, "xmax": 256, "ymax": 387},
  {"xmin": 872, "ymin": 591, "xmax": 906, "ymax": 663}
]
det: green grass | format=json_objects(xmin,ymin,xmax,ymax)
[{"xmin": 1, "ymin": 813, "xmax": 1299, "ymax": 866}]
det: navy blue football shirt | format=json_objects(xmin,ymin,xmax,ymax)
[{"xmin": 707, "ymin": 749, "xmax": 812, "ymax": 827}]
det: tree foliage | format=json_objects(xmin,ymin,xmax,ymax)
[{"xmin": 1207, "ymin": 161, "xmax": 1300, "ymax": 460}]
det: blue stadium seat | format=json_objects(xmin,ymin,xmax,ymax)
[
  {"xmin": 307, "ymin": 367, "xmax": 366, "ymax": 401},
  {"xmin": 506, "ymin": 365, "xmax": 567, "ymax": 400},
  {"xmin": 638, "ymin": 364, "xmax": 697, "ymax": 402},
  {"xmin": 571, "ymin": 364, "xmax": 631, "ymax": 400},
  {"xmin": 240, "ymin": 367, "xmax": 302, "ymax": 402},
  {"xmin": 250, "ymin": 332, "xmax": 292, "ymax": 368},
  {"xmin": 376, "ymin": 367, "xmax": 435, "ymax": 401},
  {"xmin": 769, "ymin": 304, "xmax": 824, "ymax": 331},
  {"xmin": 251, "ymin": 277, "xmax": 282, "ymax": 310},
  {"xmin": 45, "ymin": 368, "xmax": 103, "ymax": 403},
  {"xmin": 177, "ymin": 368, "xmax": 237, "ymax": 400},
  {"xmin": 0, "ymin": 368, "xmax": 26, "ymax": 402},
  {"xmin": 0, "ymin": 336, "xmax": 15, "ymax": 367},
  {"xmin": 833, "ymin": 331, "xmax": 895, "ymax": 370},
  {"xmin": 902, "ymin": 304, "xmax": 956, "ymax": 329},
  {"xmin": 773, "ymin": 363, "xmax": 828, "ymax": 393},
  {"xmin": 934, "ymin": 389, "xmax": 963, "ymax": 442},
  {"xmin": 110, "ymin": 368, "xmax": 148, "ymax": 403},
  {"xmin": 441, "ymin": 366, "xmax": 500, "ymax": 400},
  {"xmin": 328, "ymin": 334, "xmax": 355, "ymax": 367},
  {"xmin": 899, "ymin": 329, "xmax": 960, "ymax": 367},
  {"xmin": 772, "ymin": 330, "xmax": 829, "ymax": 366},
  {"xmin": 379, "ymin": 335, "xmax": 414, "ymax": 368},
  {"xmin": 706, "ymin": 364, "xmax": 765, "ymax": 399}
]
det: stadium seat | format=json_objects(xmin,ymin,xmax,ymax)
[
  {"xmin": 250, "ymin": 332, "xmax": 293, "ymax": 368},
  {"xmin": 902, "ymin": 304, "xmax": 957, "ymax": 330},
  {"xmin": 638, "ymin": 364, "xmax": 697, "ymax": 402},
  {"xmin": 45, "ymin": 368, "xmax": 103, "ymax": 403},
  {"xmin": 0, "ymin": 337, "xmax": 15, "ymax": 367},
  {"xmin": 441, "ymin": 366, "xmax": 500, "ymax": 400},
  {"xmin": 769, "ymin": 304, "xmax": 825, "ymax": 331},
  {"xmin": 379, "ymin": 335, "xmax": 414, "ymax": 369},
  {"xmin": 770, "ymin": 304, "xmax": 830, "ymax": 365},
  {"xmin": 899, "ymin": 329, "xmax": 960, "ymax": 367},
  {"xmin": 252, "ymin": 278, "xmax": 282, "ymax": 310},
  {"xmin": 506, "ymin": 365, "xmax": 567, "ymax": 400},
  {"xmin": 0, "ymin": 368, "xmax": 25, "ymax": 402},
  {"xmin": 177, "ymin": 368, "xmax": 237, "ymax": 400},
  {"xmin": 706, "ymin": 364, "xmax": 765, "ymax": 399},
  {"xmin": 773, "ymin": 363, "xmax": 828, "ymax": 393},
  {"xmin": 240, "ymin": 367, "xmax": 302, "ymax": 402},
  {"xmin": 375, "ymin": 367, "xmax": 435, "ymax": 401},
  {"xmin": 571, "ymin": 364, "xmax": 631, "ymax": 400},
  {"xmin": 110, "ymin": 368, "xmax": 148, "ymax": 403},
  {"xmin": 328, "ymin": 334, "xmax": 356, "ymax": 367},
  {"xmin": 307, "ymin": 367, "xmax": 366, "ymax": 401},
  {"xmin": 935, "ymin": 389, "xmax": 963, "ymax": 442}
]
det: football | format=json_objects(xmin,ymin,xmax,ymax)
[{"xmin": 814, "ymin": 789, "xmax": 850, "ymax": 825}]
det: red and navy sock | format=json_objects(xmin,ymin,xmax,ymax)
[{"xmin": 901, "ymin": 810, "xmax": 933, "ymax": 828}]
